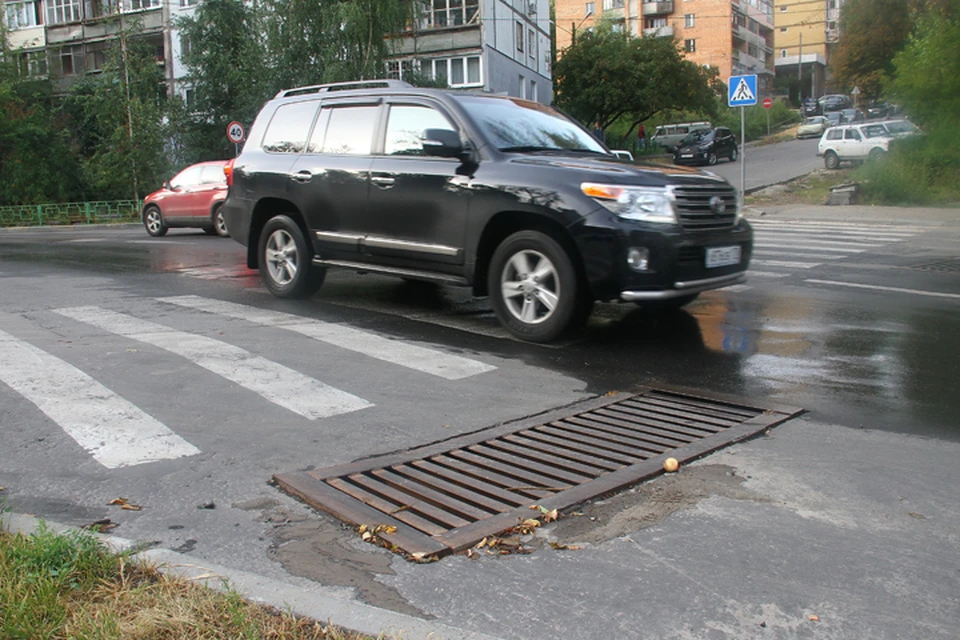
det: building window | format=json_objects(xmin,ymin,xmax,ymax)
[
  {"xmin": 684, "ymin": 39, "xmax": 695, "ymax": 52},
  {"xmin": 747, "ymin": 44, "xmax": 758, "ymax": 57},
  {"xmin": 684, "ymin": 13, "xmax": 694, "ymax": 27},
  {"xmin": 519, "ymin": 74, "xmax": 526, "ymax": 99},
  {"xmin": 602, "ymin": 0, "xmax": 624, "ymax": 9},
  {"xmin": 516, "ymin": 21, "xmax": 523, "ymax": 52},
  {"xmin": 16, "ymin": 50, "xmax": 47, "ymax": 76},
  {"xmin": 413, "ymin": 55, "xmax": 482, "ymax": 87},
  {"xmin": 184, "ymin": 87, "xmax": 196, "ymax": 111},
  {"xmin": 780, "ymin": 49, "xmax": 787, "ymax": 57},
  {"xmin": 85, "ymin": 41, "xmax": 110, "ymax": 72},
  {"xmin": 585, "ymin": 1, "xmax": 594, "ymax": 15},
  {"xmin": 528, "ymin": 28, "xmax": 535, "ymax": 59},
  {"xmin": 126, "ymin": 0, "xmax": 160, "ymax": 11},
  {"xmin": 5, "ymin": 1, "xmax": 41, "ymax": 29},
  {"xmin": 780, "ymin": 26, "xmax": 786, "ymax": 32},
  {"xmin": 612, "ymin": 20, "xmax": 624, "ymax": 32},
  {"xmin": 46, "ymin": 0, "xmax": 80, "ymax": 24},
  {"xmin": 530, "ymin": 80, "xmax": 537, "ymax": 102},
  {"xmin": 180, "ymin": 0, "xmax": 198, "ymax": 6},
  {"xmin": 645, "ymin": 17, "xmax": 666, "ymax": 27},
  {"xmin": 57, "ymin": 45, "xmax": 82, "ymax": 74},
  {"xmin": 428, "ymin": 0, "xmax": 479, "ymax": 28}
]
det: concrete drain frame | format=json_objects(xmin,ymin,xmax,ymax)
[{"xmin": 274, "ymin": 386, "xmax": 803, "ymax": 559}]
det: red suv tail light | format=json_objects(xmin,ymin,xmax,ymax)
[{"xmin": 224, "ymin": 158, "xmax": 235, "ymax": 187}]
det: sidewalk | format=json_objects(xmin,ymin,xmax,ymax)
[{"xmin": 746, "ymin": 203, "xmax": 960, "ymax": 225}]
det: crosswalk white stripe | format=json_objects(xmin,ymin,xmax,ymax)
[
  {"xmin": 54, "ymin": 306, "xmax": 372, "ymax": 420},
  {"xmin": 0, "ymin": 328, "xmax": 200, "ymax": 469},
  {"xmin": 753, "ymin": 250, "xmax": 842, "ymax": 260},
  {"xmin": 754, "ymin": 242, "xmax": 860, "ymax": 253},
  {"xmin": 746, "ymin": 271, "xmax": 790, "ymax": 278},
  {"xmin": 749, "ymin": 220, "xmax": 933, "ymax": 232},
  {"xmin": 804, "ymin": 279, "xmax": 960, "ymax": 300},
  {"xmin": 752, "ymin": 260, "xmax": 822, "ymax": 269},
  {"xmin": 159, "ymin": 296, "xmax": 496, "ymax": 380},
  {"xmin": 755, "ymin": 236, "xmax": 881, "ymax": 248},
  {"xmin": 755, "ymin": 230, "xmax": 915, "ymax": 241}
]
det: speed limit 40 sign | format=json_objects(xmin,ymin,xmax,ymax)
[{"xmin": 226, "ymin": 121, "xmax": 245, "ymax": 143}]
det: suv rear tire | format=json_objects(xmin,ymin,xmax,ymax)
[
  {"xmin": 824, "ymin": 150, "xmax": 840, "ymax": 170},
  {"xmin": 258, "ymin": 215, "xmax": 325, "ymax": 298},
  {"xmin": 488, "ymin": 230, "xmax": 581, "ymax": 343}
]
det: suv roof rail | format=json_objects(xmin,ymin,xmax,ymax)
[{"xmin": 276, "ymin": 79, "xmax": 414, "ymax": 99}]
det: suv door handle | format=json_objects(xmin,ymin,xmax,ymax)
[
  {"xmin": 371, "ymin": 174, "xmax": 395, "ymax": 188},
  {"xmin": 290, "ymin": 170, "xmax": 313, "ymax": 183}
]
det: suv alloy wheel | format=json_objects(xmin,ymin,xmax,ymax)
[
  {"xmin": 258, "ymin": 215, "xmax": 326, "ymax": 298},
  {"xmin": 488, "ymin": 231, "xmax": 580, "ymax": 343}
]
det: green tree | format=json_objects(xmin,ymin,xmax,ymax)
[
  {"xmin": 0, "ymin": 35, "xmax": 82, "ymax": 205},
  {"xmin": 553, "ymin": 23, "xmax": 721, "ymax": 139},
  {"xmin": 888, "ymin": 0, "xmax": 960, "ymax": 128},
  {"xmin": 831, "ymin": 0, "xmax": 912, "ymax": 100},
  {"xmin": 64, "ymin": 20, "xmax": 171, "ymax": 201}
]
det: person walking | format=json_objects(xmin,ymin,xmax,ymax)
[
  {"xmin": 637, "ymin": 124, "xmax": 647, "ymax": 152},
  {"xmin": 592, "ymin": 122, "xmax": 604, "ymax": 143}
]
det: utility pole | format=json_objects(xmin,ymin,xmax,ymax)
[{"xmin": 798, "ymin": 32, "xmax": 803, "ymax": 101}]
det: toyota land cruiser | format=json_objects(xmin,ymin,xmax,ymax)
[{"xmin": 222, "ymin": 80, "xmax": 752, "ymax": 343}]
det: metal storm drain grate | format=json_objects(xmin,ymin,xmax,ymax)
[
  {"xmin": 273, "ymin": 387, "xmax": 803, "ymax": 559},
  {"xmin": 904, "ymin": 258, "xmax": 960, "ymax": 273}
]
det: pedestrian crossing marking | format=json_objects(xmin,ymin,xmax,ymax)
[
  {"xmin": 731, "ymin": 78, "xmax": 755, "ymax": 102},
  {"xmin": 159, "ymin": 296, "xmax": 496, "ymax": 380},
  {"xmin": 53, "ymin": 306, "xmax": 373, "ymax": 420},
  {"xmin": 0, "ymin": 327, "xmax": 200, "ymax": 469}
]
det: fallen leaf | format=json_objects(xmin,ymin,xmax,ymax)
[
  {"xmin": 358, "ymin": 524, "xmax": 368, "ymax": 534},
  {"xmin": 126, "ymin": 348, "xmax": 137, "ymax": 353},
  {"xmin": 808, "ymin": 614, "xmax": 820, "ymax": 622},
  {"xmin": 475, "ymin": 537, "xmax": 489, "ymax": 549},
  {"xmin": 82, "ymin": 518, "xmax": 117, "ymax": 532},
  {"xmin": 196, "ymin": 502, "xmax": 216, "ymax": 510},
  {"xmin": 521, "ymin": 518, "xmax": 541, "ymax": 529},
  {"xmin": 543, "ymin": 509, "xmax": 559, "ymax": 523},
  {"xmin": 108, "ymin": 497, "xmax": 128, "ymax": 506},
  {"xmin": 361, "ymin": 531, "xmax": 373, "ymax": 541},
  {"xmin": 549, "ymin": 541, "xmax": 582, "ymax": 550},
  {"xmin": 908, "ymin": 512, "xmax": 927, "ymax": 520},
  {"xmin": 466, "ymin": 549, "xmax": 476, "ymax": 559}
]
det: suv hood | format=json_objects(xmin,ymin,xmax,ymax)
[{"xmin": 508, "ymin": 155, "xmax": 728, "ymax": 188}]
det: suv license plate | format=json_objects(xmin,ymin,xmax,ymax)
[{"xmin": 706, "ymin": 245, "xmax": 741, "ymax": 268}]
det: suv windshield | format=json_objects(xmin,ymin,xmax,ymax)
[
  {"xmin": 680, "ymin": 129, "xmax": 714, "ymax": 144},
  {"xmin": 457, "ymin": 96, "xmax": 606, "ymax": 154}
]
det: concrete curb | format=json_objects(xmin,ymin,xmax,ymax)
[{"xmin": 2, "ymin": 512, "xmax": 505, "ymax": 640}]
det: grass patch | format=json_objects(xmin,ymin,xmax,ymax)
[
  {"xmin": 852, "ymin": 129, "xmax": 960, "ymax": 205},
  {"xmin": 746, "ymin": 168, "xmax": 855, "ymax": 206},
  {"xmin": 1, "ymin": 523, "xmax": 380, "ymax": 640}
]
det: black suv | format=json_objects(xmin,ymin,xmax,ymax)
[
  {"xmin": 222, "ymin": 80, "xmax": 753, "ymax": 343},
  {"xmin": 672, "ymin": 127, "xmax": 738, "ymax": 166}
]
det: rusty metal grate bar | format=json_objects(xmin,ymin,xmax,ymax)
[{"xmin": 274, "ymin": 387, "xmax": 803, "ymax": 559}]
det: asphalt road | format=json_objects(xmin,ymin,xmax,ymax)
[
  {"xmin": 2, "ymin": 200, "xmax": 959, "ymax": 639},
  {"xmin": 708, "ymin": 137, "xmax": 823, "ymax": 192}
]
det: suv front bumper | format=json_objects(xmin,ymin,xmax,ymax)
[{"xmin": 620, "ymin": 271, "xmax": 746, "ymax": 301}]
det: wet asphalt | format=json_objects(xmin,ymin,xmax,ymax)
[{"xmin": 2, "ymin": 204, "xmax": 959, "ymax": 639}]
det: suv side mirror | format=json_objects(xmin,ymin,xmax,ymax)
[{"xmin": 422, "ymin": 128, "xmax": 463, "ymax": 158}]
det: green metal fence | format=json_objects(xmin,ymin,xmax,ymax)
[{"xmin": 0, "ymin": 201, "xmax": 142, "ymax": 228}]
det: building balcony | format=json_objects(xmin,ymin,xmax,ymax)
[
  {"xmin": 643, "ymin": 25, "xmax": 674, "ymax": 37},
  {"xmin": 641, "ymin": 1, "xmax": 674, "ymax": 16}
]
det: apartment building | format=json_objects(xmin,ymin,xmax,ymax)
[
  {"xmin": 4, "ymin": 0, "xmax": 552, "ymax": 104},
  {"xmin": 385, "ymin": 0, "xmax": 553, "ymax": 103},
  {"xmin": 554, "ymin": 0, "xmax": 776, "ymax": 95},
  {"xmin": 773, "ymin": 0, "xmax": 844, "ymax": 99}
]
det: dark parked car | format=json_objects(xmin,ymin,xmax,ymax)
[
  {"xmin": 802, "ymin": 97, "xmax": 821, "ymax": 117},
  {"xmin": 142, "ymin": 160, "xmax": 230, "ymax": 237},
  {"xmin": 672, "ymin": 127, "xmax": 738, "ymax": 166},
  {"xmin": 824, "ymin": 111, "xmax": 844, "ymax": 128},
  {"xmin": 819, "ymin": 94, "xmax": 853, "ymax": 113},
  {"xmin": 840, "ymin": 108, "xmax": 865, "ymax": 124},
  {"xmin": 222, "ymin": 80, "xmax": 753, "ymax": 343}
]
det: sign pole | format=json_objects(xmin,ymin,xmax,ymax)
[{"xmin": 740, "ymin": 106, "xmax": 746, "ymax": 209}]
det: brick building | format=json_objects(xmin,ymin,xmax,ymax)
[
  {"xmin": 554, "ymin": 0, "xmax": 776, "ymax": 95},
  {"xmin": 773, "ymin": 0, "xmax": 846, "ymax": 100}
]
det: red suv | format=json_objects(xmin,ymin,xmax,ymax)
[{"xmin": 142, "ymin": 160, "xmax": 231, "ymax": 237}]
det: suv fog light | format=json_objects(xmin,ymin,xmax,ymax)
[{"xmin": 627, "ymin": 247, "xmax": 650, "ymax": 271}]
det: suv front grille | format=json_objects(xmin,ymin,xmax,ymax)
[{"xmin": 673, "ymin": 185, "xmax": 738, "ymax": 231}]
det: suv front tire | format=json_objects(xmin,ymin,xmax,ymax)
[
  {"xmin": 488, "ymin": 230, "xmax": 581, "ymax": 343},
  {"xmin": 258, "ymin": 215, "xmax": 326, "ymax": 298}
]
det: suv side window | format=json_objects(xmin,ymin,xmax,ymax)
[
  {"xmin": 826, "ymin": 129, "xmax": 843, "ymax": 141},
  {"xmin": 262, "ymin": 101, "xmax": 319, "ymax": 153},
  {"xmin": 319, "ymin": 105, "xmax": 379, "ymax": 155},
  {"xmin": 384, "ymin": 105, "xmax": 455, "ymax": 156},
  {"xmin": 844, "ymin": 128, "xmax": 861, "ymax": 141},
  {"xmin": 170, "ymin": 165, "xmax": 202, "ymax": 189}
]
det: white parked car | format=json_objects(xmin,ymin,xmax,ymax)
[{"xmin": 817, "ymin": 123, "xmax": 892, "ymax": 169}]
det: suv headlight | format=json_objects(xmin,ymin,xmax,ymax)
[{"xmin": 581, "ymin": 183, "xmax": 677, "ymax": 223}]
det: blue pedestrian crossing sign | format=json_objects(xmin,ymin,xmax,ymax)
[{"xmin": 728, "ymin": 75, "xmax": 758, "ymax": 107}]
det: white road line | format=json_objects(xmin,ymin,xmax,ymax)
[
  {"xmin": 54, "ymin": 306, "xmax": 372, "ymax": 420},
  {"xmin": 751, "ymin": 225, "xmax": 919, "ymax": 237},
  {"xmin": 61, "ymin": 238, "xmax": 105, "ymax": 243},
  {"xmin": 752, "ymin": 250, "xmax": 842, "ymax": 260},
  {"xmin": 722, "ymin": 284, "xmax": 752, "ymax": 292},
  {"xmin": 754, "ymin": 242, "xmax": 862, "ymax": 253},
  {"xmin": 749, "ymin": 221, "xmax": 934, "ymax": 232},
  {"xmin": 159, "ymin": 295, "xmax": 496, "ymax": 380},
  {"xmin": 0, "ymin": 328, "xmax": 200, "ymax": 469},
  {"xmin": 752, "ymin": 260, "xmax": 823, "ymax": 269},
  {"xmin": 753, "ymin": 235, "xmax": 883, "ymax": 248},
  {"xmin": 804, "ymin": 280, "xmax": 960, "ymax": 300},
  {"xmin": 745, "ymin": 271, "xmax": 789, "ymax": 278}
]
